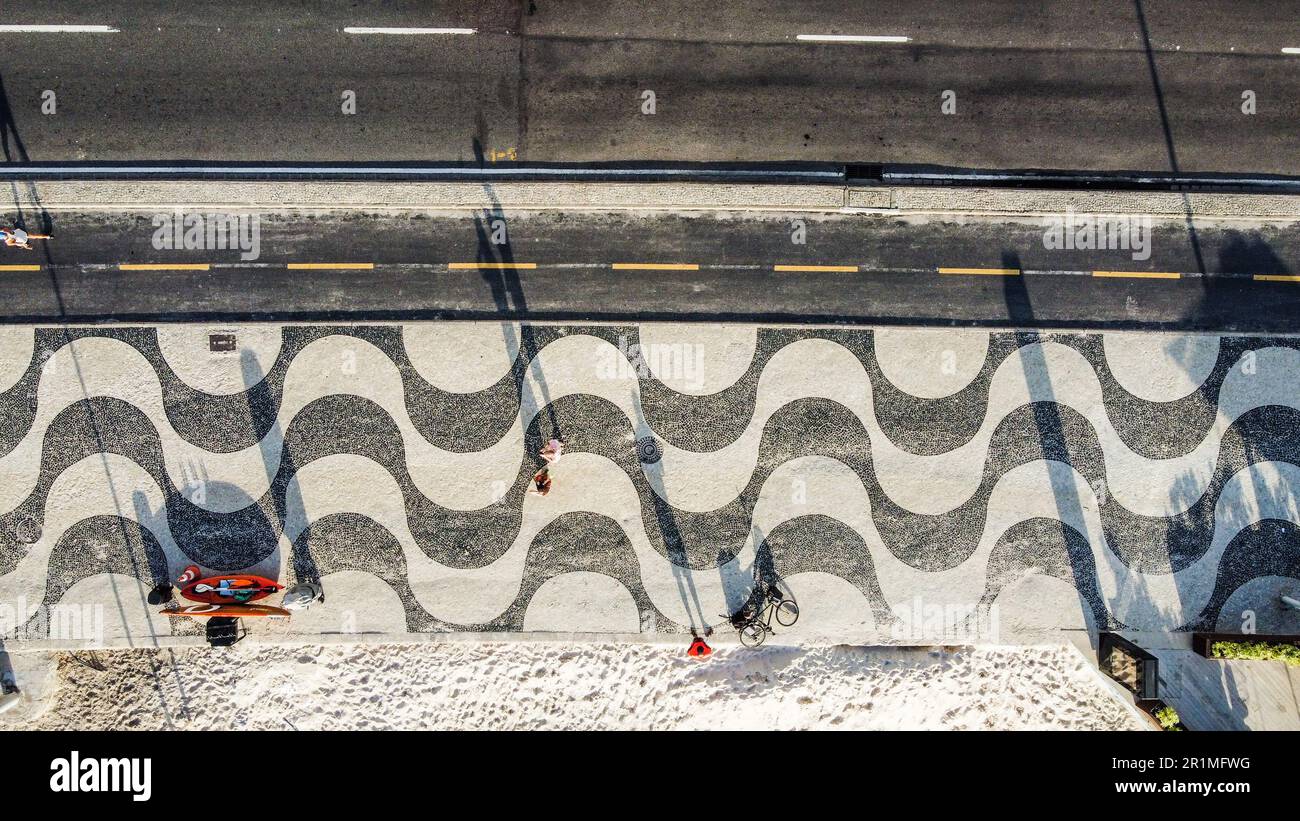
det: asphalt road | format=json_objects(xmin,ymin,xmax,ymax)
[
  {"xmin": 0, "ymin": 1, "xmax": 1297, "ymax": 172},
  {"xmin": 2, "ymin": 207, "xmax": 1299, "ymax": 330}
]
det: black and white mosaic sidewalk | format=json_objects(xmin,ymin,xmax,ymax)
[{"xmin": 1, "ymin": 323, "xmax": 1297, "ymax": 644}]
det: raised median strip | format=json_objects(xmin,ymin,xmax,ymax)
[
  {"xmin": 872, "ymin": 187, "xmax": 1300, "ymax": 219},
  {"xmin": 4, "ymin": 179, "xmax": 1300, "ymax": 220}
]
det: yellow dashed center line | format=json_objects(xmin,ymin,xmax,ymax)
[
  {"xmin": 448, "ymin": 262, "xmax": 537, "ymax": 270},
  {"xmin": 1254, "ymin": 274, "xmax": 1300, "ymax": 283},
  {"xmin": 119, "ymin": 263, "xmax": 211, "ymax": 271},
  {"xmin": 612, "ymin": 263, "xmax": 700, "ymax": 271},
  {"xmin": 774, "ymin": 264, "xmax": 858, "ymax": 272},
  {"xmin": 1092, "ymin": 270, "xmax": 1181, "ymax": 279},
  {"xmin": 287, "ymin": 262, "xmax": 375, "ymax": 270},
  {"xmin": 938, "ymin": 267, "xmax": 1020, "ymax": 276},
  {"xmin": 0, "ymin": 264, "xmax": 41, "ymax": 271}
]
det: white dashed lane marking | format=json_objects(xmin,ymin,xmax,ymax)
[
  {"xmin": 343, "ymin": 27, "xmax": 476, "ymax": 35},
  {"xmin": 796, "ymin": 34, "xmax": 911, "ymax": 44},
  {"xmin": 0, "ymin": 24, "xmax": 119, "ymax": 33}
]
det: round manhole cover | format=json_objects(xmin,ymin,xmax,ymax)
[
  {"xmin": 14, "ymin": 514, "xmax": 41, "ymax": 545},
  {"xmin": 635, "ymin": 436, "xmax": 662, "ymax": 464}
]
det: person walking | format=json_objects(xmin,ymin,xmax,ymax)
[
  {"xmin": 527, "ymin": 438, "xmax": 564, "ymax": 497},
  {"xmin": 539, "ymin": 438, "xmax": 564, "ymax": 464},
  {"xmin": 1, "ymin": 228, "xmax": 31, "ymax": 250},
  {"xmin": 1, "ymin": 228, "xmax": 50, "ymax": 250},
  {"xmin": 527, "ymin": 467, "xmax": 553, "ymax": 497}
]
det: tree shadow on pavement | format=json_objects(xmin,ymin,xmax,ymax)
[
  {"xmin": 1133, "ymin": 0, "xmax": 1206, "ymax": 279},
  {"xmin": 471, "ymin": 137, "xmax": 562, "ymax": 443},
  {"xmin": 0, "ymin": 73, "xmax": 54, "ymax": 239},
  {"xmin": 1215, "ymin": 232, "xmax": 1291, "ymax": 278},
  {"xmin": 1001, "ymin": 250, "xmax": 1112, "ymax": 651},
  {"xmin": 1, "ymin": 71, "xmax": 67, "ymax": 326}
]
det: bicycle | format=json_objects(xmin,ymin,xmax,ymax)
[{"xmin": 725, "ymin": 583, "xmax": 799, "ymax": 648}]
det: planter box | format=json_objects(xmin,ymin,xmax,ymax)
[
  {"xmin": 1098, "ymin": 632, "xmax": 1160, "ymax": 700},
  {"xmin": 1137, "ymin": 698, "xmax": 1190, "ymax": 731},
  {"xmin": 1191, "ymin": 632, "xmax": 1300, "ymax": 661}
]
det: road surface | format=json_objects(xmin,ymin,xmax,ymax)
[
  {"xmin": 0, "ymin": 1, "xmax": 1297, "ymax": 172},
  {"xmin": 1, "ymin": 207, "xmax": 1299, "ymax": 330}
]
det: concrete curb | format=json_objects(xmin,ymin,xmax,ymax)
[
  {"xmin": 5, "ymin": 625, "xmax": 1185, "ymax": 653},
  {"xmin": 880, "ymin": 187, "xmax": 1300, "ymax": 220},
  {"xmin": 5, "ymin": 630, "xmax": 711, "ymax": 651},
  {"xmin": 6, "ymin": 181, "xmax": 1299, "ymax": 220},
  {"xmin": 6, "ymin": 181, "xmax": 846, "ymax": 212}
]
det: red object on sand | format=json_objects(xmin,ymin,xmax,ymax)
[
  {"xmin": 687, "ymin": 637, "xmax": 712, "ymax": 658},
  {"xmin": 176, "ymin": 564, "xmax": 201, "ymax": 586},
  {"xmin": 181, "ymin": 574, "xmax": 283, "ymax": 604}
]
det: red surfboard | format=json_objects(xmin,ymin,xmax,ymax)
[
  {"xmin": 164, "ymin": 602, "xmax": 292, "ymax": 618},
  {"xmin": 181, "ymin": 574, "xmax": 283, "ymax": 605}
]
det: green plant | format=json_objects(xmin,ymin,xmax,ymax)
[
  {"xmin": 1211, "ymin": 640, "xmax": 1300, "ymax": 666},
  {"xmin": 1154, "ymin": 705, "xmax": 1182, "ymax": 731}
]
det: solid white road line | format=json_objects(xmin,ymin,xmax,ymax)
[
  {"xmin": 796, "ymin": 34, "xmax": 911, "ymax": 44},
  {"xmin": 1283, "ymin": 47, "xmax": 1300, "ymax": 54},
  {"xmin": 343, "ymin": 27, "xmax": 476, "ymax": 35},
  {"xmin": 0, "ymin": 24, "xmax": 119, "ymax": 33}
]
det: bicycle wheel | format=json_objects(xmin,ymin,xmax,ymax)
[
  {"xmin": 775, "ymin": 599, "xmax": 800, "ymax": 627},
  {"xmin": 739, "ymin": 622, "xmax": 767, "ymax": 648}
]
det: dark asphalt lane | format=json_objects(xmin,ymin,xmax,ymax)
[
  {"xmin": 0, "ymin": 1, "xmax": 1297, "ymax": 172},
  {"xmin": 1, "ymin": 208, "xmax": 1298, "ymax": 330}
]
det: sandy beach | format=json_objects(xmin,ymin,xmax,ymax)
[{"xmin": 14, "ymin": 642, "xmax": 1144, "ymax": 731}]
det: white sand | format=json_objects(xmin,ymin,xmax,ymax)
[{"xmin": 16, "ymin": 642, "xmax": 1143, "ymax": 731}]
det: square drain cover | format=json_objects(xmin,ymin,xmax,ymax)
[{"xmin": 209, "ymin": 333, "xmax": 236, "ymax": 353}]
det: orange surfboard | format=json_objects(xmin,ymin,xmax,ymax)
[{"xmin": 164, "ymin": 602, "xmax": 292, "ymax": 618}]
